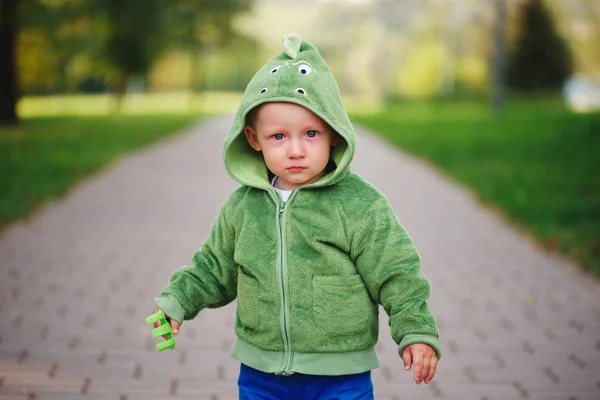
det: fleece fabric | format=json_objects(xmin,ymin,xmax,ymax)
[{"xmin": 155, "ymin": 33, "xmax": 440, "ymax": 376}]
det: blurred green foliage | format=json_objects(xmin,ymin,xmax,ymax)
[
  {"xmin": 0, "ymin": 114, "xmax": 201, "ymax": 227},
  {"xmin": 11, "ymin": 0, "xmax": 600, "ymax": 103},
  {"xmin": 15, "ymin": 0, "xmax": 256, "ymax": 96},
  {"xmin": 104, "ymin": 0, "xmax": 167, "ymax": 86},
  {"xmin": 352, "ymin": 100, "xmax": 600, "ymax": 276}
]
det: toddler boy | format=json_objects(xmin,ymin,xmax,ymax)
[{"xmin": 153, "ymin": 33, "xmax": 440, "ymax": 399}]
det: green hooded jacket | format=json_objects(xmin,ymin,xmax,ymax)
[{"xmin": 155, "ymin": 33, "xmax": 440, "ymax": 376}]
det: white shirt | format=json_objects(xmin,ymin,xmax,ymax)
[{"xmin": 271, "ymin": 176, "xmax": 293, "ymax": 202}]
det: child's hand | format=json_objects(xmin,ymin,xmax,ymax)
[
  {"xmin": 402, "ymin": 343, "xmax": 438, "ymax": 385},
  {"xmin": 152, "ymin": 306, "xmax": 181, "ymax": 339}
]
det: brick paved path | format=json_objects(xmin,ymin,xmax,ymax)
[{"xmin": 1, "ymin": 116, "xmax": 599, "ymax": 400}]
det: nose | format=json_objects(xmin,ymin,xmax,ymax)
[{"xmin": 287, "ymin": 138, "xmax": 305, "ymax": 159}]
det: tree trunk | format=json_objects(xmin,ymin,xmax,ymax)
[
  {"xmin": 111, "ymin": 74, "xmax": 127, "ymax": 114},
  {"xmin": 0, "ymin": 0, "xmax": 19, "ymax": 125},
  {"xmin": 188, "ymin": 48, "xmax": 200, "ymax": 110},
  {"xmin": 491, "ymin": 0, "xmax": 507, "ymax": 113}
]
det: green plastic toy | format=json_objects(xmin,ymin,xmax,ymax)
[{"xmin": 145, "ymin": 310, "xmax": 175, "ymax": 351}]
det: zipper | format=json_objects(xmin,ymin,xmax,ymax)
[{"xmin": 274, "ymin": 194, "xmax": 294, "ymax": 375}]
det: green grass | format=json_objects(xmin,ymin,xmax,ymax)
[
  {"xmin": 17, "ymin": 91, "xmax": 243, "ymax": 117},
  {"xmin": 352, "ymin": 100, "xmax": 600, "ymax": 276},
  {"xmin": 0, "ymin": 114, "xmax": 202, "ymax": 227}
]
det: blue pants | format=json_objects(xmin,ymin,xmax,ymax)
[{"xmin": 238, "ymin": 364, "xmax": 374, "ymax": 400}]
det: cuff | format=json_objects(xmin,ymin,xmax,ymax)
[
  {"xmin": 154, "ymin": 295, "xmax": 186, "ymax": 324},
  {"xmin": 398, "ymin": 334, "xmax": 442, "ymax": 360}
]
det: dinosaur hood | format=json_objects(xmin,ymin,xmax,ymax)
[{"xmin": 223, "ymin": 33, "xmax": 356, "ymax": 190}]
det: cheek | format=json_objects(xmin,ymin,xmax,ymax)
[
  {"xmin": 261, "ymin": 148, "xmax": 284, "ymax": 167},
  {"xmin": 315, "ymin": 144, "xmax": 332, "ymax": 161}
]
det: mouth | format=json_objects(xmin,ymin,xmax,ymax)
[{"xmin": 287, "ymin": 166, "xmax": 307, "ymax": 172}]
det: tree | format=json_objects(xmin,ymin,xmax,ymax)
[
  {"xmin": 103, "ymin": 0, "xmax": 168, "ymax": 110},
  {"xmin": 103, "ymin": 0, "xmax": 253, "ymax": 109},
  {"xmin": 506, "ymin": 0, "xmax": 572, "ymax": 92},
  {"xmin": 166, "ymin": 0, "xmax": 253, "ymax": 92},
  {"xmin": 0, "ymin": 0, "xmax": 19, "ymax": 125},
  {"xmin": 491, "ymin": 0, "xmax": 507, "ymax": 112},
  {"xmin": 18, "ymin": 0, "xmax": 107, "ymax": 95},
  {"xmin": 2, "ymin": 0, "xmax": 107, "ymax": 123}
]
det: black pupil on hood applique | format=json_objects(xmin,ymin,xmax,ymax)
[
  {"xmin": 271, "ymin": 65, "xmax": 282, "ymax": 73},
  {"xmin": 260, "ymin": 88, "xmax": 267, "ymax": 94},
  {"xmin": 296, "ymin": 88, "xmax": 306, "ymax": 95},
  {"xmin": 298, "ymin": 64, "xmax": 312, "ymax": 75}
]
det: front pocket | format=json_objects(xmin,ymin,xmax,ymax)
[
  {"xmin": 313, "ymin": 275, "xmax": 375, "ymax": 336},
  {"xmin": 237, "ymin": 271, "xmax": 261, "ymax": 331}
]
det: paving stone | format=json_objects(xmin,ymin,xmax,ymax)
[{"xmin": 1, "ymin": 116, "xmax": 599, "ymax": 399}]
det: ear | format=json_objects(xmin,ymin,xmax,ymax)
[
  {"xmin": 331, "ymin": 133, "xmax": 342, "ymax": 147},
  {"xmin": 244, "ymin": 126, "xmax": 262, "ymax": 151}
]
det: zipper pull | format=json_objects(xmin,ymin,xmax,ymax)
[{"xmin": 279, "ymin": 202, "xmax": 285, "ymax": 216}]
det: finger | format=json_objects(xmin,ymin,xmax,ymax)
[
  {"xmin": 424, "ymin": 356, "xmax": 438, "ymax": 384},
  {"xmin": 412, "ymin": 350, "xmax": 424, "ymax": 384},
  {"xmin": 170, "ymin": 319, "xmax": 181, "ymax": 335},
  {"xmin": 419, "ymin": 356, "xmax": 431, "ymax": 384},
  {"xmin": 402, "ymin": 347, "xmax": 413, "ymax": 371}
]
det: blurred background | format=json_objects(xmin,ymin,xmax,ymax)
[{"xmin": 1, "ymin": 0, "xmax": 599, "ymax": 276}]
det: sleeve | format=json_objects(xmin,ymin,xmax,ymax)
[
  {"xmin": 350, "ymin": 196, "xmax": 441, "ymax": 360},
  {"xmin": 154, "ymin": 201, "xmax": 238, "ymax": 324}
]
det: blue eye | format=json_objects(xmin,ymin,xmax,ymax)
[
  {"xmin": 273, "ymin": 133, "xmax": 284, "ymax": 140},
  {"xmin": 307, "ymin": 130, "xmax": 317, "ymax": 138}
]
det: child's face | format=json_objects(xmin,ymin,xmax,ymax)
[{"xmin": 244, "ymin": 102, "xmax": 338, "ymax": 190}]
